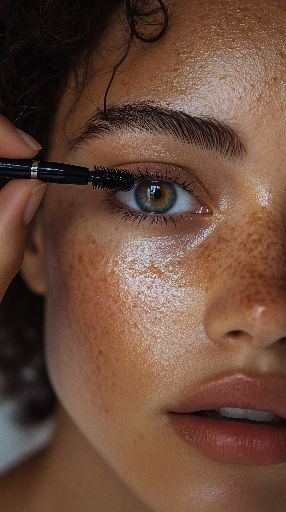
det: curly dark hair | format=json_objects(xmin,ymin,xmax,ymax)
[{"xmin": 0, "ymin": 0, "xmax": 169, "ymax": 426}]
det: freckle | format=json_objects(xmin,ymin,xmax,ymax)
[
  {"xmin": 77, "ymin": 253, "xmax": 83, "ymax": 264},
  {"xmin": 111, "ymin": 295, "xmax": 120, "ymax": 306},
  {"xmin": 145, "ymin": 264, "xmax": 164, "ymax": 278},
  {"xmin": 98, "ymin": 349, "xmax": 104, "ymax": 356}
]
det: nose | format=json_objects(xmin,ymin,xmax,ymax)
[
  {"xmin": 205, "ymin": 281, "xmax": 286, "ymax": 349},
  {"xmin": 204, "ymin": 210, "xmax": 286, "ymax": 350}
]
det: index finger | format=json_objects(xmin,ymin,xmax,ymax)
[{"xmin": 0, "ymin": 114, "xmax": 42, "ymax": 158}]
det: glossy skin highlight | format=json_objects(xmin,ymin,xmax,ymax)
[{"xmin": 18, "ymin": 1, "xmax": 286, "ymax": 511}]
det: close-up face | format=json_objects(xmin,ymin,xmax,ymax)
[{"xmin": 21, "ymin": 0, "xmax": 286, "ymax": 510}]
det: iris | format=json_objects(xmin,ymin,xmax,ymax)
[{"xmin": 135, "ymin": 180, "xmax": 176, "ymax": 213}]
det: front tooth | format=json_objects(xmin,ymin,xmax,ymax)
[{"xmin": 218, "ymin": 407, "xmax": 278, "ymax": 422}]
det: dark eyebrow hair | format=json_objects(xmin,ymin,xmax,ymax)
[{"xmin": 68, "ymin": 101, "xmax": 246, "ymax": 159}]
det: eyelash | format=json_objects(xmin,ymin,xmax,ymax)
[{"xmin": 103, "ymin": 167, "xmax": 206, "ymax": 228}]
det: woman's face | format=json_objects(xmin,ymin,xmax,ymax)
[{"xmin": 25, "ymin": 0, "xmax": 286, "ymax": 510}]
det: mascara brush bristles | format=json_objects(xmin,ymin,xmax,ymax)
[{"xmin": 91, "ymin": 166, "xmax": 135, "ymax": 191}]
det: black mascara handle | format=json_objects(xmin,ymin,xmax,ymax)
[
  {"xmin": 37, "ymin": 161, "xmax": 89, "ymax": 184},
  {"xmin": 0, "ymin": 158, "xmax": 90, "ymax": 185}
]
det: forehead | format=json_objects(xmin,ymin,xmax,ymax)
[
  {"xmin": 168, "ymin": 0, "xmax": 286, "ymax": 84},
  {"xmin": 85, "ymin": 1, "xmax": 286, "ymax": 119},
  {"xmin": 53, "ymin": 0, "xmax": 286, "ymax": 156}
]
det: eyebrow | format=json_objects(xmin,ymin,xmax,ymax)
[{"xmin": 68, "ymin": 101, "xmax": 246, "ymax": 159}]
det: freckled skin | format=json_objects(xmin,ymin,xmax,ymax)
[{"xmin": 19, "ymin": 1, "xmax": 286, "ymax": 511}]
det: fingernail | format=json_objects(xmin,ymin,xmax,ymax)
[
  {"xmin": 16, "ymin": 128, "xmax": 42, "ymax": 151},
  {"xmin": 23, "ymin": 184, "xmax": 47, "ymax": 226}
]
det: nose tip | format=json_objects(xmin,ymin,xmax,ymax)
[{"xmin": 205, "ymin": 286, "xmax": 286, "ymax": 349}]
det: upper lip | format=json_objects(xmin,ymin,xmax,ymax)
[{"xmin": 169, "ymin": 372, "xmax": 286, "ymax": 419}]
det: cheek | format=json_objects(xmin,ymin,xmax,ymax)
[{"xmin": 41, "ymin": 195, "xmax": 210, "ymax": 429}]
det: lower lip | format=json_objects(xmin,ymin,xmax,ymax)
[{"xmin": 168, "ymin": 413, "xmax": 286, "ymax": 465}]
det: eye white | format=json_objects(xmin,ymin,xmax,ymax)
[{"xmin": 115, "ymin": 181, "xmax": 201, "ymax": 214}]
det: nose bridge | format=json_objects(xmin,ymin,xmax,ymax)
[{"xmin": 204, "ymin": 208, "xmax": 286, "ymax": 349}]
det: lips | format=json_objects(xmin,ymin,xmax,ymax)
[
  {"xmin": 169, "ymin": 371, "xmax": 286, "ymax": 420},
  {"xmin": 167, "ymin": 371, "xmax": 286, "ymax": 464}
]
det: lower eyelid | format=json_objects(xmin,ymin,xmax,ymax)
[
  {"xmin": 103, "ymin": 196, "xmax": 187, "ymax": 228},
  {"xmin": 102, "ymin": 190, "xmax": 211, "ymax": 230}
]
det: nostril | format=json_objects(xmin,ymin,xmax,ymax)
[{"xmin": 228, "ymin": 330, "xmax": 243, "ymax": 337}]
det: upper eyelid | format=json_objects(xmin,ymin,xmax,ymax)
[
  {"xmin": 117, "ymin": 163, "xmax": 199, "ymax": 186},
  {"xmin": 114, "ymin": 168, "xmax": 196, "ymax": 196},
  {"xmin": 138, "ymin": 171, "xmax": 196, "ymax": 193}
]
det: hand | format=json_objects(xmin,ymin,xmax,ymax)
[{"xmin": 0, "ymin": 114, "xmax": 47, "ymax": 302}]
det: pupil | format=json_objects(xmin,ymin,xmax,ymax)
[{"xmin": 149, "ymin": 184, "xmax": 162, "ymax": 200}]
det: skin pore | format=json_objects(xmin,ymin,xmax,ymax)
[{"xmin": 2, "ymin": 0, "xmax": 286, "ymax": 511}]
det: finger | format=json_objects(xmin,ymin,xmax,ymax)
[
  {"xmin": 0, "ymin": 114, "xmax": 42, "ymax": 157},
  {"xmin": 0, "ymin": 114, "xmax": 45, "ymax": 300},
  {"xmin": 0, "ymin": 179, "xmax": 47, "ymax": 301}
]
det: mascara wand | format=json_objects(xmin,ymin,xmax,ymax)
[{"xmin": 0, "ymin": 158, "xmax": 135, "ymax": 191}]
